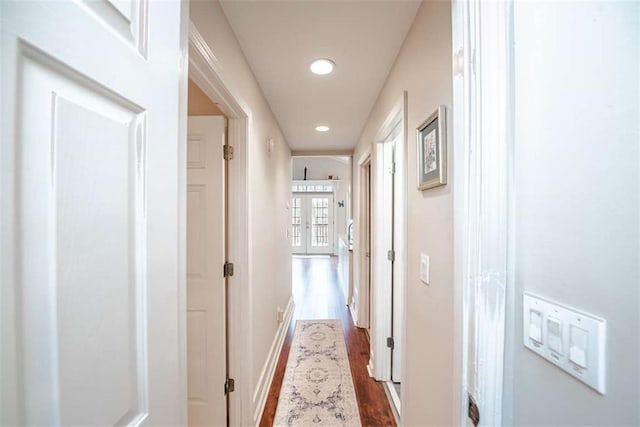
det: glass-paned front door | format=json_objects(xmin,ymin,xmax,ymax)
[
  {"xmin": 291, "ymin": 197, "xmax": 303, "ymax": 249},
  {"xmin": 291, "ymin": 194, "xmax": 334, "ymax": 254},
  {"xmin": 311, "ymin": 197, "xmax": 330, "ymax": 248}
]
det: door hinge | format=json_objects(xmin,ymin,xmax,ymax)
[
  {"xmin": 223, "ymin": 145, "xmax": 234, "ymax": 160},
  {"xmin": 468, "ymin": 393, "xmax": 480, "ymax": 427},
  {"xmin": 223, "ymin": 261, "xmax": 234, "ymax": 278},
  {"xmin": 387, "ymin": 250, "xmax": 395, "ymax": 262},
  {"xmin": 389, "ymin": 162, "xmax": 396, "ymax": 174},
  {"xmin": 386, "ymin": 336, "xmax": 394, "ymax": 349},
  {"xmin": 224, "ymin": 377, "xmax": 235, "ymax": 395}
]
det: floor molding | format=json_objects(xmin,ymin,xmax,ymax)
[
  {"xmin": 349, "ymin": 300, "xmax": 359, "ymax": 326},
  {"xmin": 383, "ymin": 381, "xmax": 401, "ymax": 425},
  {"xmin": 367, "ymin": 359, "xmax": 375, "ymax": 378},
  {"xmin": 252, "ymin": 297, "xmax": 295, "ymax": 425}
]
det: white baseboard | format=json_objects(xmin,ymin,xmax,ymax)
[
  {"xmin": 349, "ymin": 301, "xmax": 358, "ymax": 326},
  {"xmin": 252, "ymin": 297, "xmax": 295, "ymax": 425},
  {"xmin": 367, "ymin": 359, "xmax": 375, "ymax": 378},
  {"xmin": 383, "ymin": 381, "xmax": 401, "ymax": 424}
]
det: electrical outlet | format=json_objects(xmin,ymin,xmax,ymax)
[{"xmin": 420, "ymin": 253, "xmax": 430, "ymax": 285}]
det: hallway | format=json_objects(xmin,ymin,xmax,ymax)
[{"xmin": 260, "ymin": 256, "xmax": 396, "ymax": 426}]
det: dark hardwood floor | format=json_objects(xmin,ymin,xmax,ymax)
[{"xmin": 259, "ymin": 255, "xmax": 396, "ymax": 427}]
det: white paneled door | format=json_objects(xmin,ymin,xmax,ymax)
[
  {"xmin": 187, "ymin": 116, "xmax": 227, "ymax": 426},
  {"xmin": 291, "ymin": 195, "xmax": 334, "ymax": 255},
  {"xmin": 0, "ymin": 1, "xmax": 184, "ymax": 425}
]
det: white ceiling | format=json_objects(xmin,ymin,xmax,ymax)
[{"xmin": 220, "ymin": 1, "xmax": 421, "ymax": 152}]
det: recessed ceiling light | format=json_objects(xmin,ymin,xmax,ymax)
[
  {"xmin": 315, "ymin": 125, "xmax": 330, "ymax": 132},
  {"xmin": 310, "ymin": 59, "xmax": 335, "ymax": 75}
]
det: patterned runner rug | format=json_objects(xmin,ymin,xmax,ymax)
[{"xmin": 274, "ymin": 319, "xmax": 362, "ymax": 426}]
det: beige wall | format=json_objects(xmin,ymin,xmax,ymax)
[
  {"xmin": 190, "ymin": 2, "xmax": 293, "ymax": 424},
  {"xmin": 188, "ymin": 78, "xmax": 224, "ymax": 116},
  {"xmin": 504, "ymin": 2, "xmax": 639, "ymax": 424},
  {"xmin": 352, "ymin": 1, "xmax": 455, "ymax": 425}
]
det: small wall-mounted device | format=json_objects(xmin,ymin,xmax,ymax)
[
  {"xmin": 420, "ymin": 253, "xmax": 430, "ymax": 285},
  {"xmin": 523, "ymin": 292, "xmax": 606, "ymax": 394},
  {"xmin": 266, "ymin": 137, "xmax": 275, "ymax": 155}
]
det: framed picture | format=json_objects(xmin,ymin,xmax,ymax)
[{"xmin": 416, "ymin": 105, "xmax": 446, "ymax": 190}]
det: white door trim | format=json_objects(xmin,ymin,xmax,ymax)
[
  {"xmin": 452, "ymin": 0, "xmax": 513, "ymax": 424},
  {"xmin": 177, "ymin": 5, "xmax": 190, "ymax": 424},
  {"xmin": 355, "ymin": 149, "xmax": 372, "ymax": 329},
  {"xmin": 369, "ymin": 93, "xmax": 408, "ymax": 418},
  {"xmin": 187, "ymin": 23, "xmax": 252, "ymax": 427}
]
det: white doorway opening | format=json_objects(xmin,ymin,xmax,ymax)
[
  {"xmin": 356, "ymin": 152, "xmax": 373, "ymax": 337},
  {"xmin": 367, "ymin": 93, "xmax": 408, "ymax": 418},
  {"xmin": 290, "ymin": 155, "xmax": 354, "ymax": 309},
  {"xmin": 186, "ymin": 23, "xmax": 252, "ymax": 426}
]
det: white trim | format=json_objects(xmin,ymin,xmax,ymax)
[
  {"xmin": 381, "ymin": 382, "xmax": 401, "ymax": 427},
  {"xmin": 369, "ymin": 94, "xmax": 408, "ymax": 411},
  {"xmin": 452, "ymin": 0, "xmax": 512, "ymax": 425},
  {"xmin": 367, "ymin": 358, "xmax": 375, "ymax": 378},
  {"xmin": 188, "ymin": 22, "xmax": 253, "ymax": 426},
  {"xmin": 349, "ymin": 302, "xmax": 359, "ymax": 327},
  {"xmin": 355, "ymin": 148, "xmax": 372, "ymax": 330},
  {"xmin": 291, "ymin": 150, "xmax": 354, "ymax": 157},
  {"xmin": 177, "ymin": 2, "xmax": 190, "ymax": 424},
  {"xmin": 252, "ymin": 297, "xmax": 295, "ymax": 425},
  {"xmin": 384, "ymin": 381, "xmax": 401, "ymax": 418},
  {"xmin": 451, "ymin": 0, "xmax": 466, "ymax": 424}
]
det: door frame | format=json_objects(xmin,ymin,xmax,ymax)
[
  {"xmin": 452, "ymin": 0, "xmax": 513, "ymax": 425},
  {"xmin": 355, "ymin": 149, "xmax": 372, "ymax": 329},
  {"xmin": 185, "ymin": 23, "xmax": 251, "ymax": 426},
  {"xmin": 367, "ymin": 92, "xmax": 408, "ymax": 418}
]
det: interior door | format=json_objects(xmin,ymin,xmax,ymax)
[
  {"xmin": 373, "ymin": 140, "xmax": 395, "ymax": 381},
  {"xmin": 390, "ymin": 138, "xmax": 403, "ymax": 384},
  {"xmin": 365, "ymin": 163, "xmax": 372, "ymax": 334},
  {"xmin": 0, "ymin": 1, "xmax": 184, "ymax": 425},
  {"xmin": 187, "ymin": 116, "xmax": 227, "ymax": 426}
]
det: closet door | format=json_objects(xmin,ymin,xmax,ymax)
[{"xmin": 1, "ymin": 1, "xmax": 184, "ymax": 424}]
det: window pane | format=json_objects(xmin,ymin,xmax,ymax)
[
  {"xmin": 311, "ymin": 197, "xmax": 329, "ymax": 247},
  {"xmin": 291, "ymin": 197, "xmax": 301, "ymax": 247}
]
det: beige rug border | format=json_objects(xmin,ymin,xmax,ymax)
[{"xmin": 273, "ymin": 318, "xmax": 362, "ymax": 426}]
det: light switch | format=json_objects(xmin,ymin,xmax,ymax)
[
  {"xmin": 529, "ymin": 310, "xmax": 543, "ymax": 344},
  {"xmin": 420, "ymin": 253, "xmax": 430, "ymax": 285},
  {"xmin": 523, "ymin": 293, "xmax": 606, "ymax": 394},
  {"xmin": 569, "ymin": 325, "xmax": 588, "ymax": 368},
  {"xmin": 547, "ymin": 317, "xmax": 563, "ymax": 355}
]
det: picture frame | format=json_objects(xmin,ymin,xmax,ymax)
[{"xmin": 416, "ymin": 105, "xmax": 446, "ymax": 190}]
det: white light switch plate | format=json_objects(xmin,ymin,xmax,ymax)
[
  {"xmin": 420, "ymin": 253, "xmax": 430, "ymax": 285},
  {"xmin": 523, "ymin": 292, "xmax": 606, "ymax": 394}
]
